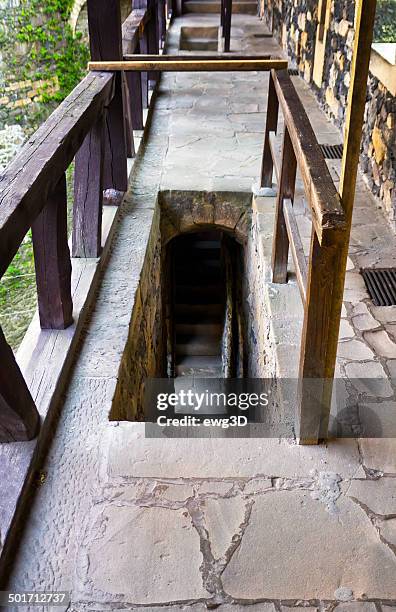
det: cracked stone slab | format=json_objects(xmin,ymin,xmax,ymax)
[
  {"xmin": 333, "ymin": 605, "xmax": 377, "ymax": 612},
  {"xmin": 104, "ymin": 424, "xmax": 361, "ymax": 480},
  {"xmin": 359, "ymin": 439, "xmax": 396, "ymax": 473},
  {"xmin": 200, "ymin": 497, "xmax": 248, "ymax": 561},
  {"xmin": 347, "ymin": 478, "xmax": 396, "ymax": 515},
  {"xmin": 75, "ymin": 503, "xmax": 208, "ymax": 604},
  {"xmin": 379, "ymin": 518, "xmax": 396, "ymax": 547},
  {"xmin": 72, "ymin": 604, "xmax": 276, "ymax": 611},
  {"xmin": 364, "ymin": 330, "xmax": 396, "ymax": 359},
  {"xmin": 221, "ymin": 491, "xmax": 396, "ymax": 600}
]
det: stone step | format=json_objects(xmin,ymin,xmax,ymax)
[
  {"xmin": 175, "ymin": 259, "xmax": 221, "ymax": 272},
  {"xmin": 176, "ymin": 336, "xmax": 221, "ymax": 356},
  {"xmin": 175, "ymin": 247, "xmax": 221, "ymax": 261},
  {"xmin": 175, "ymin": 355, "xmax": 222, "ymax": 377},
  {"xmin": 174, "ymin": 303, "xmax": 224, "ymax": 318},
  {"xmin": 175, "ymin": 284, "xmax": 225, "ymax": 304},
  {"xmin": 175, "ymin": 322, "xmax": 223, "ymax": 336},
  {"xmin": 182, "ymin": 38, "xmax": 219, "ymax": 51}
]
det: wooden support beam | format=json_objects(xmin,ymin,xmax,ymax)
[
  {"xmin": 261, "ymin": 71, "xmax": 279, "ymax": 188},
  {"xmin": 297, "ymin": 0, "xmax": 377, "ymax": 444},
  {"xmin": 0, "ymin": 327, "xmax": 40, "ymax": 442},
  {"xmin": 271, "ymin": 128, "xmax": 297, "ymax": 284},
  {"xmin": 283, "ymin": 198, "xmax": 308, "ymax": 304},
  {"xmin": 32, "ymin": 173, "xmax": 73, "ymax": 330},
  {"xmin": 87, "ymin": 0, "xmax": 128, "ymax": 191},
  {"xmin": 0, "ymin": 72, "xmax": 114, "ymax": 278},
  {"xmin": 88, "ymin": 58, "xmax": 288, "ymax": 71},
  {"xmin": 73, "ymin": 115, "xmax": 105, "ymax": 258}
]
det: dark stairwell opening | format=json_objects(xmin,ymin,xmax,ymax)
[
  {"xmin": 109, "ymin": 190, "xmax": 251, "ymax": 422},
  {"xmin": 166, "ymin": 230, "xmax": 246, "ymax": 380}
]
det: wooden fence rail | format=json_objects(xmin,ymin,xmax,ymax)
[
  {"xmin": 261, "ymin": 68, "xmax": 347, "ymax": 444},
  {"xmin": 0, "ymin": 0, "xmax": 164, "ymax": 443}
]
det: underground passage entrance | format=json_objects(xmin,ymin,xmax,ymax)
[
  {"xmin": 168, "ymin": 230, "xmax": 245, "ymax": 379},
  {"xmin": 109, "ymin": 190, "xmax": 252, "ymax": 422}
]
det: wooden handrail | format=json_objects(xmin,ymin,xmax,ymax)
[
  {"xmin": 0, "ymin": 0, "xmax": 158, "ymax": 443},
  {"xmin": 271, "ymin": 69, "xmax": 345, "ymax": 243},
  {"xmin": 88, "ymin": 58, "xmax": 288, "ymax": 72},
  {"xmin": 124, "ymin": 53, "xmax": 272, "ymax": 61},
  {"xmin": 0, "ymin": 71, "xmax": 114, "ymax": 278},
  {"xmin": 122, "ymin": 9, "xmax": 149, "ymax": 52}
]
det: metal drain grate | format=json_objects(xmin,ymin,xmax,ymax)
[
  {"xmin": 361, "ymin": 268, "xmax": 396, "ymax": 306},
  {"xmin": 288, "ymin": 68, "xmax": 299, "ymax": 76},
  {"xmin": 320, "ymin": 143, "xmax": 344, "ymax": 159}
]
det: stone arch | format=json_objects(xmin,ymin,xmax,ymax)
[
  {"xmin": 68, "ymin": 0, "xmax": 87, "ymax": 34},
  {"xmin": 159, "ymin": 190, "xmax": 251, "ymax": 246}
]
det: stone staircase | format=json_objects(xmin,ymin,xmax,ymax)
[
  {"xmin": 183, "ymin": 0, "xmax": 257, "ymax": 14},
  {"xmin": 173, "ymin": 232, "xmax": 225, "ymax": 377}
]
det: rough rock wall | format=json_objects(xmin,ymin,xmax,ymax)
[
  {"xmin": 0, "ymin": 0, "xmax": 88, "ymax": 135},
  {"xmin": 265, "ymin": 0, "xmax": 396, "ymax": 227},
  {"xmin": 317, "ymin": 0, "xmax": 355, "ymax": 126},
  {"xmin": 110, "ymin": 208, "xmax": 166, "ymax": 421},
  {"xmin": 361, "ymin": 76, "xmax": 396, "ymax": 221},
  {"xmin": 262, "ymin": 0, "xmax": 318, "ymax": 82}
]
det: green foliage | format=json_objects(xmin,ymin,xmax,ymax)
[
  {"xmin": 10, "ymin": 0, "xmax": 89, "ymax": 106},
  {"xmin": 0, "ymin": 2, "xmax": 86, "ymax": 349},
  {"xmin": 374, "ymin": 0, "xmax": 396, "ymax": 42}
]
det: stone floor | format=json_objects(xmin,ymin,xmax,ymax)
[{"xmin": 4, "ymin": 11, "xmax": 396, "ymax": 612}]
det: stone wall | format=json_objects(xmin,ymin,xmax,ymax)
[
  {"xmin": 317, "ymin": 0, "xmax": 355, "ymax": 127},
  {"xmin": 261, "ymin": 0, "xmax": 318, "ymax": 82},
  {"xmin": 110, "ymin": 206, "xmax": 166, "ymax": 422},
  {"xmin": 0, "ymin": 0, "xmax": 88, "ymax": 133},
  {"xmin": 263, "ymin": 0, "xmax": 396, "ymax": 227}
]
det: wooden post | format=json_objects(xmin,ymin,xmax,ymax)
[
  {"xmin": 297, "ymin": 230, "xmax": 341, "ymax": 443},
  {"xmin": 224, "ymin": 0, "xmax": 233, "ymax": 52},
  {"xmin": 133, "ymin": 0, "xmax": 150, "ymax": 108},
  {"xmin": 0, "ymin": 327, "xmax": 40, "ymax": 442},
  {"xmin": 87, "ymin": 0, "xmax": 128, "ymax": 192},
  {"xmin": 123, "ymin": 72, "xmax": 137, "ymax": 157},
  {"xmin": 126, "ymin": 42, "xmax": 144, "ymax": 129},
  {"xmin": 158, "ymin": 0, "xmax": 166, "ymax": 48},
  {"xmin": 139, "ymin": 29, "xmax": 150, "ymax": 109},
  {"xmin": 73, "ymin": 115, "xmax": 105, "ymax": 258},
  {"xmin": 297, "ymin": 0, "xmax": 377, "ymax": 444},
  {"xmin": 32, "ymin": 173, "xmax": 73, "ymax": 330},
  {"xmin": 147, "ymin": 0, "xmax": 160, "ymax": 84},
  {"xmin": 271, "ymin": 127, "xmax": 297, "ymax": 283},
  {"xmin": 261, "ymin": 70, "xmax": 279, "ymax": 187}
]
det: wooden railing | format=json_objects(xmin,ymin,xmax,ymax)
[
  {"xmin": 261, "ymin": 69, "xmax": 347, "ymax": 444},
  {"xmin": 0, "ymin": 0, "xmax": 165, "ymax": 443},
  {"xmin": 0, "ymin": 0, "xmax": 349, "ymax": 446}
]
